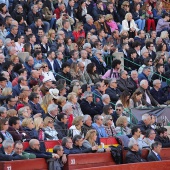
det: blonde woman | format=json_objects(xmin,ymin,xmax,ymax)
[
  {"xmin": 122, "ymin": 12, "xmax": 139, "ymax": 38},
  {"xmin": 47, "ymin": 29, "xmax": 56, "ymax": 46},
  {"xmin": 57, "ymin": 96, "xmax": 66, "ymax": 112},
  {"xmin": 72, "ymin": 22, "xmax": 85, "ymax": 42},
  {"xmin": 21, "ymin": 118, "xmax": 38, "ymax": 139},
  {"xmin": 44, "ymin": 117, "xmax": 59, "ymax": 140},
  {"xmin": 160, "ymin": 31, "xmax": 170, "ymax": 51},
  {"xmin": 70, "ymin": 63, "xmax": 81, "ymax": 81},
  {"xmin": 115, "ymin": 116, "xmax": 131, "ymax": 136},
  {"xmin": 105, "ymin": 14, "xmax": 118, "ymax": 33},
  {"xmin": 83, "ymin": 129, "xmax": 110, "ymax": 152},
  {"xmin": 41, "ymin": 94, "xmax": 54, "ymax": 114},
  {"xmin": 67, "ymin": 92, "xmax": 83, "ymax": 117},
  {"xmin": 10, "ymin": 55, "xmax": 19, "ymax": 64},
  {"xmin": 69, "ymin": 116, "xmax": 84, "ymax": 138},
  {"xmin": 6, "ymin": 109, "xmax": 18, "ymax": 118},
  {"xmin": 2, "ymin": 87, "xmax": 12, "ymax": 96}
]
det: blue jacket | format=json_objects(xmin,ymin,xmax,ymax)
[
  {"xmin": 28, "ymin": 101, "xmax": 45, "ymax": 117},
  {"xmin": 45, "ymin": 58, "xmax": 59, "ymax": 74},
  {"xmin": 61, "ymin": 28, "xmax": 75, "ymax": 41},
  {"xmin": 12, "ymin": 84, "xmax": 22, "ymax": 96},
  {"xmin": 24, "ymin": 62, "xmax": 33, "ymax": 78},
  {"xmin": 92, "ymin": 123, "xmax": 108, "ymax": 138},
  {"xmin": 138, "ymin": 72, "xmax": 149, "ymax": 83},
  {"xmin": 134, "ymin": 36, "xmax": 145, "ymax": 48},
  {"xmin": 83, "ymin": 23, "xmax": 97, "ymax": 34}
]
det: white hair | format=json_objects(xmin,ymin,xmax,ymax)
[
  {"xmin": 128, "ymin": 138, "xmax": 138, "ymax": 149},
  {"xmin": 62, "ymin": 103, "xmax": 72, "ymax": 112},
  {"xmin": 142, "ymin": 113, "xmax": 150, "ymax": 121},
  {"xmin": 153, "ymin": 79, "xmax": 161, "ymax": 86},
  {"xmin": 47, "ymin": 104, "xmax": 58, "ymax": 113},
  {"xmin": 2, "ymin": 140, "xmax": 14, "ymax": 149},
  {"xmin": 140, "ymin": 79, "xmax": 148, "ymax": 86},
  {"xmin": 83, "ymin": 114, "xmax": 91, "ymax": 123},
  {"xmin": 102, "ymin": 94, "xmax": 110, "ymax": 101}
]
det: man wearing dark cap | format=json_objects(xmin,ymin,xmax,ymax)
[{"xmin": 56, "ymin": 62, "xmax": 72, "ymax": 85}]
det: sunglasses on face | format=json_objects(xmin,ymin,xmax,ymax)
[{"xmin": 116, "ymin": 109, "xmax": 122, "ymax": 111}]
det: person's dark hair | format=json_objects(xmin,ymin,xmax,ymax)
[
  {"xmin": 132, "ymin": 41, "xmax": 141, "ymax": 48},
  {"xmin": 112, "ymin": 59, "xmax": 121, "ymax": 69},
  {"xmin": 24, "ymin": 26, "xmax": 31, "ymax": 33},
  {"xmin": 103, "ymin": 104, "xmax": 112, "ymax": 115},
  {"xmin": 146, "ymin": 41, "xmax": 153, "ymax": 49},
  {"xmin": 15, "ymin": 15, "xmax": 23, "ymax": 23},
  {"xmin": 64, "ymin": 38, "xmax": 71, "ymax": 44},
  {"xmin": 57, "ymin": 43, "xmax": 64, "ymax": 50},
  {"xmin": 131, "ymin": 90, "xmax": 142, "ymax": 102},
  {"xmin": 13, "ymin": 63, "xmax": 23, "ymax": 73},
  {"xmin": 6, "ymin": 95, "xmax": 15, "ymax": 103},
  {"xmin": 119, "ymin": 90, "xmax": 131, "ymax": 107},
  {"xmin": 157, "ymin": 127, "xmax": 167, "ymax": 135},
  {"xmin": 61, "ymin": 62, "xmax": 71, "ymax": 70},
  {"xmin": 116, "ymin": 103, "xmax": 123, "ymax": 108},
  {"xmin": 57, "ymin": 113, "xmax": 67, "ymax": 121},
  {"xmin": 162, "ymin": 13, "xmax": 169, "ymax": 18},
  {"xmin": 34, "ymin": 17, "xmax": 41, "ymax": 23},
  {"xmin": 34, "ymin": 50, "xmax": 42, "ymax": 58},
  {"xmin": 134, "ymin": 2, "xmax": 141, "ymax": 12},
  {"xmin": 128, "ymin": 49, "xmax": 137, "ymax": 56},
  {"xmin": 157, "ymin": 43, "xmax": 167, "ymax": 51},
  {"xmin": 131, "ymin": 126, "xmax": 140, "ymax": 135},
  {"xmin": 23, "ymin": 43, "xmax": 31, "ymax": 53},
  {"xmin": 156, "ymin": 64, "xmax": 163, "ymax": 71},
  {"xmin": 47, "ymin": 50, "xmax": 54, "ymax": 57},
  {"xmin": 0, "ymin": 3, "xmax": 6, "ymax": 13},
  {"xmin": 94, "ymin": 41, "xmax": 100, "ymax": 47},
  {"xmin": 86, "ymin": 62, "xmax": 96, "ymax": 74},
  {"xmin": 120, "ymin": 35, "xmax": 128, "ymax": 44},
  {"xmin": 27, "ymin": 34, "xmax": 35, "ymax": 41},
  {"xmin": 72, "ymin": 134, "xmax": 82, "ymax": 144},
  {"xmin": 9, "ymin": 116, "xmax": 20, "ymax": 126},
  {"xmin": 151, "ymin": 141, "xmax": 162, "ymax": 150},
  {"xmin": 56, "ymin": 79, "xmax": 66, "ymax": 86},
  {"xmin": 2, "ymin": 61, "xmax": 13, "ymax": 71},
  {"xmin": 18, "ymin": 68, "xmax": 27, "ymax": 75},
  {"xmin": 28, "ymin": 92, "xmax": 38, "ymax": 101},
  {"xmin": 70, "ymin": 50, "xmax": 75, "ymax": 57},
  {"xmin": 143, "ymin": 57, "xmax": 152, "ymax": 66}
]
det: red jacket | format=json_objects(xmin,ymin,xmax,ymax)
[{"xmin": 72, "ymin": 30, "xmax": 86, "ymax": 42}]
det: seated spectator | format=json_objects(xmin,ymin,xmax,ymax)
[
  {"xmin": 101, "ymin": 104, "xmax": 113, "ymax": 117},
  {"xmin": 62, "ymin": 137, "xmax": 73, "ymax": 155},
  {"xmin": 28, "ymin": 92, "xmax": 45, "ymax": 117},
  {"xmin": 67, "ymin": 92, "xmax": 83, "ymax": 117},
  {"xmin": 92, "ymin": 115, "xmax": 108, "ymax": 141},
  {"xmin": 138, "ymin": 66, "xmax": 151, "ymax": 84},
  {"xmin": 45, "ymin": 103, "xmax": 58, "ymax": 121},
  {"xmin": 6, "ymin": 109, "xmax": 18, "ymax": 118},
  {"xmin": 131, "ymin": 126, "xmax": 148, "ymax": 150},
  {"xmin": 117, "ymin": 70, "xmax": 135, "ymax": 93},
  {"xmin": 14, "ymin": 141, "xmax": 36, "ymax": 159},
  {"xmin": 115, "ymin": 116, "xmax": 131, "ymax": 136},
  {"xmin": 112, "ymin": 104, "xmax": 126, "ymax": 126},
  {"xmin": 122, "ymin": 13, "xmax": 139, "ymax": 38},
  {"xmin": 54, "ymin": 113, "xmax": 68, "ymax": 139},
  {"xmin": 86, "ymin": 63, "xmax": 100, "ymax": 84},
  {"xmin": 0, "ymin": 140, "xmax": 23, "ymax": 161},
  {"xmin": 25, "ymin": 139, "xmax": 59, "ymax": 159},
  {"xmin": 143, "ymin": 129, "xmax": 156, "ymax": 147},
  {"xmin": 130, "ymin": 90, "xmax": 144, "ymax": 108},
  {"xmin": 80, "ymin": 91, "xmax": 99, "ymax": 119},
  {"xmin": 41, "ymin": 94, "xmax": 54, "ymax": 114},
  {"xmin": 21, "ymin": 118, "xmax": 37, "ymax": 139},
  {"xmin": 147, "ymin": 141, "xmax": 162, "ymax": 161},
  {"xmin": 125, "ymin": 138, "xmax": 146, "ymax": 163},
  {"xmin": 44, "ymin": 117, "xmax": 59, "ymax": 140},
  {"xmin": 71, "ymin": 134, "xmax": 98, "ymax": 154},
  {"xmin": 83, "ymin": 129, "xmax": 111, "ymax": 152},
  {"xmin": 3, "ymin": 95, "xmax": 17, "ymax": 110},
  {"xmin": 150, "ymin": 79, "xmax": 170, "ymax": 104},
  {"xmin": 137, "ymin": 80, "xmax": 159, "ymax": 107},
  {"xmin": 0, "ymin": 106, "xmax": 7, "ymax": 118},
  {"xmin": 156, "ymin": 13, "xmax": 170, "ymax": 37},
  {"xmin": 72, "ymin": 22, "xmax": 85, "ymax": 42},
  {"xmin": 137, "ymin": 113, "xmax": 152, "ymax": 135},
  {"xmin": 103, "ymin": 115, "xmax": 116, "ymax": 137},
  {"xmin": 105, "ymin": 78, "xmax": 121, "ymax": 106},
  {"xmin": 56, "ymin": 62, "xmax": 72, "ymax": 85},
  {"xmin": 93, "ymin": 82, "xmax": 105, "ymax": 104},
  {"xmin": 105, "ymin": 14, "xmax": 118, "ymax": 34},
  {"xmin": 8, "ymin": 116, "xmax": 30, "ymax": 142},
  {"xmin": 82, "ymin": 115, "xmax": 94, "ymax": 137},
  {"xmin": 69, "ymin": 116, "xmax": 84, "ymax": 138},
  {"xmin": 102, "ymin": 59, "xmax": 121, "ymax": 80},
  {"xmin": 70, "ymin": 62, "xmax": 81, "ymax": 81},
  {"xmin": 116, "ymin": 90, "xmax": 131, "ymax": 109},
  {"xmin": 0, "ymin": 118, "xmax": 13, "ymax": 143}
]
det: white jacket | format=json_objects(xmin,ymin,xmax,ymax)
[{"xmin": 122, "ymin": 19, "xmax": 139, "ymax": 32}]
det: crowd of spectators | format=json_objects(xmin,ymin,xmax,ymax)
[{"xmin": 0, "ymin": 0, "xmax": 170, "ymax": 168}]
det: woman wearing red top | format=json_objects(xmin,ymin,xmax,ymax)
[{"xmin": 72, "ymin": 22, "xmax": 85, "ymax": 42}]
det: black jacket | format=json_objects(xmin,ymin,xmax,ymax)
[
  {"xmin": 0, "ymin": 147, "xmax": 23, "ymax": 161},
  {"xmin": 105, "ymin": 87, "xmax": 121, "ymax": 104},
  {"xmin": 137, "ymin": 120, "xmax": 153, "ymax": 135},
  {"xmin": 25, "ymin": 147, "xmax": 52, "ymax": 159},
  {"xmin": 147, "ymin": 150, "xmax": 161, "ymax": 162},
  {"xmin": 125, "ymin": 150, "xmax": 145, "ymax": 163},
  {"xmin": 80, "ymin": 99, "xmax": 99, "ymax": 119},
  {"xmin": 56, "ymin": 71, "xmax": 72, "ymax": 85},
  {"xmin": 71, "ymin": 144, "xmax": 93, "ymax": 154},
  {"xmin": 54, "ymin": 121, "xmax": 68, "ymax": 139},
  {"xmin": 155, "ymin": 135, "xmax": 170, "ymax": 148}
]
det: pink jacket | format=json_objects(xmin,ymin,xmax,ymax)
[{"xmin": 106, "ymin": 21, "xmax": 118, "ymax": 32}]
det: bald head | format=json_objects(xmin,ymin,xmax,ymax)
[{"xmin": 29, "ymin": 139, "xmax": 39, "ymax": 148}]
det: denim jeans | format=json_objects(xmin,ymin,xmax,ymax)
[{"xmin": 135, "ymin": 19, "xmax": 145, "ymax": 30}]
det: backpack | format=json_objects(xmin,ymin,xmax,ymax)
[{"xmin": 109, "ymin": 145, "xmax": 123, "ymax": 164}]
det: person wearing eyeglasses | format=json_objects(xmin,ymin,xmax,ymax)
[{"xmin": 125, "ymin": 138, "xmax": 146, "ymax": 163}]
